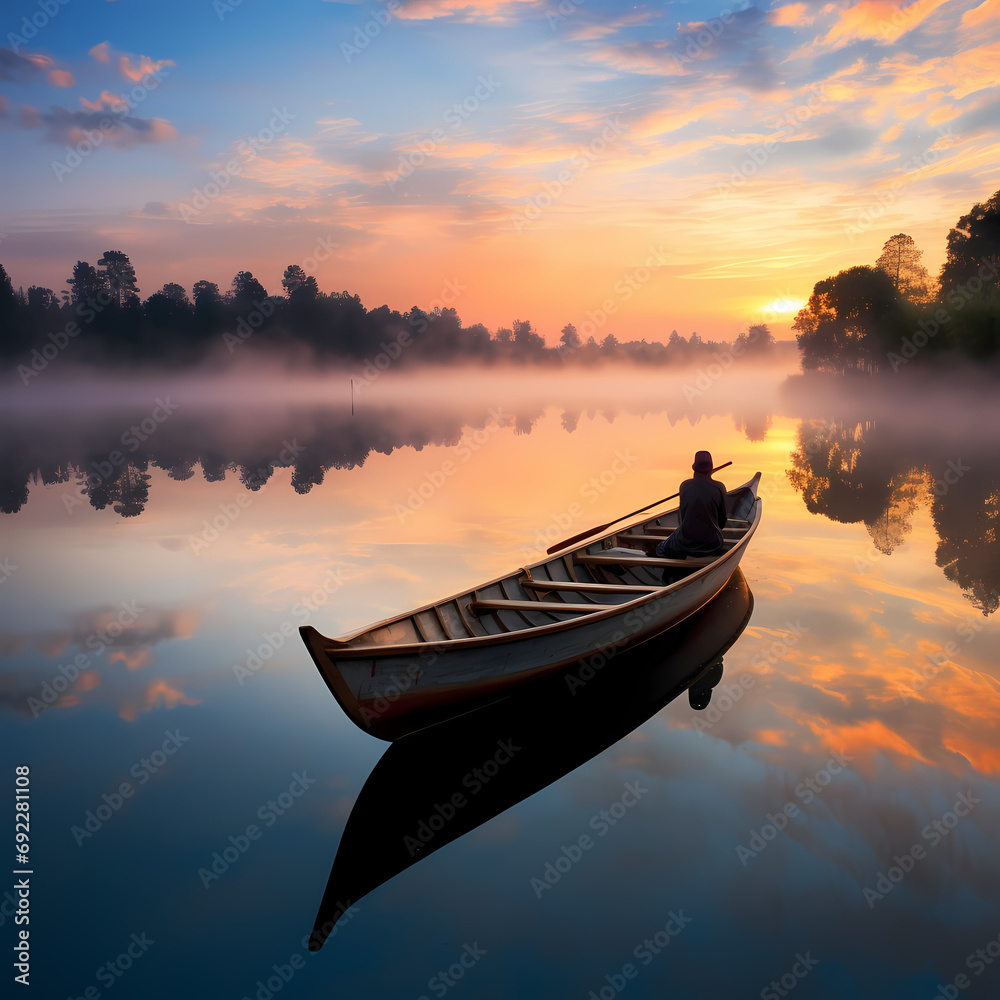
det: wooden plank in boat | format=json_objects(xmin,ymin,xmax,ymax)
[
  {"xmin": 500, "ymin": 576, "xmax": 534, "ymax": 602},
  {"xmin": 359, "ymin": 619, "xmax": 421, "ymax": 646},
  {"xmin": 468, "ymin": 599, "xmax": 618, "ymax": 616},
  {"xmin": 497, "ymin": 578, "xmax": 559, "ymax": 627},
  {"xmin": 519, "ymin": 578, "xmax": 663, "ymax": 594},
  {"xmin": 471, "ymin": 585, "xmax": 509, "ymax": 634},
  {"xmin": 576, "ymin": 554, "xmax": 717, "ymax": 569},
  {"xmin": 413, "ymin": 609, "xmax": 448, "ymax": 643},
  {"xmin": 626, "ymin": 526, "xmax": 746, "ymax": 538},
  {"xmin": 613, "ymin": 533, "xmax": 737, "ymax": 551},
  {"xmin": 541, "ymin": 559, "xmax": 573, "ymax": 582},
  {"xmin": 432, "ymin": 605, "xmax": 455, "ymax": 640},
  {"xmin": 454, "ymin": 598, "xmax": 488, "ymax": 638},
  {"xmin": 437, "ymin": 600, "xmax": 474, "ymax": 639}
]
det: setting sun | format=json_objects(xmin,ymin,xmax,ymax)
[{"xmin": 763, "ymin": 298, "xmax": 806, "ymax": 316}]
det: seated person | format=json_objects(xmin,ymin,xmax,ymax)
[{"xmin": 654, "ymin": 451, "xmax": 727, "ymax": 559}]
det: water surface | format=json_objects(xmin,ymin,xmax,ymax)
[{"xmin": 1, "ymin": 366, "xmax": 998, "ymax": 999}]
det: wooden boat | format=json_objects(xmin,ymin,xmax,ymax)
[
  {"xmin": 300, "ymin": 471, "xmax": 761, "ymax": 740},
  {"xmin": 307, "ymin": 568, "xmax": 754, "ymax": 949}
]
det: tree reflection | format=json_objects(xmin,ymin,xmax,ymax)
[
  {"xmin": 734, "ymin": 411, "xmax": 773, "ymax": 443},
  {"xmin": 0, "ymin": 392, "xmax": 780, "ymax": 520},
  {"xmin": 788, "ymin": 418, "xmax": 1000, "ymax": 613},
  {"xmin": 80, "ymin": 458, "xmax": 151, "ymax": 517},
  {"xmin": 933, "ymin": 469, "xmax": 1000, "ymax": 615},
  {"xmin": 787, "ymin": 419, "xmax": 894, "ymax": 527}
]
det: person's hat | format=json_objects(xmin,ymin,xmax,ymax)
[{"xmin": 692, "ymin": 450, "xmax": 713, "ymax": 473}]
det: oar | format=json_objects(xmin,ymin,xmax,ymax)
[{"xmin": 545, "ymin": 462, "xmax": 733, "ymax": 555}]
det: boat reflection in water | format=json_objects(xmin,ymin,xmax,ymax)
[{"xmin": 308, "ymin": 568, "xmax": 754, "ymax": 950}]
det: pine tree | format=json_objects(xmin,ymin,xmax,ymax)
[{"xmin": 876, "ymin": 234, "xmax": 932, "ymax": 302}]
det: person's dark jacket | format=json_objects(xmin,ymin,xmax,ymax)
[{"xmin": 670, "ymin": 473, "xmax": 727, "ymax": 554}]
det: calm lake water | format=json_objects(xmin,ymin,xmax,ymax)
[{"xmin": 1, "ymin": 365, "xmax": 998, "ymax": 999}]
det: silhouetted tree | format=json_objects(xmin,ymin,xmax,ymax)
[
  {"xmin": 0, "ymin": 265, "xmax": 13, "ymax": 312},
  {"xmin": 296, "ymin": 275, "xmax": 319, "ymax": 301},
  {"xmin": 97, "ymin": 250, "xmax": 140, "ymax": 306},
  {"xmin": 67, "ymin": 261, "xmax": 108, "ymax": 304},
  {"xmin": 282, "ymin": 265, "xmax": 307, "ymax": 297},
  {"xmin": 144, "ymin": 283, "xmax": 194, "ymax": 353},
  {"xmin": 231, "ymin": 270, "xmax": 268, "ymax": 307},
  {"xmin": 193, "ymin": 280, "xmax": 221, "ymax": 308},
  {"xmin": 0, "ymin": 265, "xmax": 15, "ymax": 345},
  {"xmin": 939, "ymin": 189, "xmax": 1000, "ymax": 293},
  {"xmin": 512, "ymin": 319, "xmax": 545, "ymax": 354},
  {"xmin": 190, "ymin": 280, "xmax": 222, "ymax": 342},
  {"xmin": 944, "ymin": 286, "xmax": 1000, "ymax": 359},
  {"xmin": 26, "ymin": 286, "xmax": 55, "ymax": 312},
  {"xmin": 160, "ymin": 283, "xmax": 190, "ymax": 306},
  {"xmin": 876, "ymin": 234, "xmax": 932, "ymax": 302},
  {"xmin": 463, "ymin": 323, "xmax": 491, "ymax": 356},
  {"xmin": 420, "ymin": 307, "xmax": 463, "ymax": 359},
  {"xmin": 735, "ymin": 323, "xmax": 775, "ymax": 355},
  {"xmin": 24, "ymin": 287, "xmax": 60, "ymax": 340},
  {"xmin": 794, "ymin": 266, "xmax": 902, "ymax": 374},
  {"xmin": 560, "ymin": 323, "xmax": 581, "ymax": 352}
]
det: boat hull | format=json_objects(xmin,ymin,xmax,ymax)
[{"xmin": 300, "ymin": 473, "xmax": 761, "ymax": 740}]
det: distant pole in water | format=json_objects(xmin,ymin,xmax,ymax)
[{"xmin": 350, "ymin": 378, "xmax": 354, "ymax": 416}]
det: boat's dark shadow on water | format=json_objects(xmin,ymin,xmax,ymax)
[{"xmin": 308, "ymin": 569, "xmax": 754, "ymax": 950}]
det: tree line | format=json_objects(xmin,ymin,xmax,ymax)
[
  {"xmin": 0, "ymin": 255, "xmax": 774, "ymax": 379},
  {"xmin": 794, "ymin": 189, "xmax": 1000, "ymax": 374}
]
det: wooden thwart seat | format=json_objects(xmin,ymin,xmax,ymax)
[
  {"xmin": 614, "ymin": 532, "xmax": 738, "ymax": 549},
  {"xmin": 468, "ymin": 598, "xmax": 618, "ymax": 616},
  {"xmin": 519, "ymin": 577, "xmax": 663, "ymax": 594},
  {"xmin": 625, "ymin": 526, "xmax": 746, "ymax": 539},
  {"xmin": 576, "ymin": 553, "xmax": 716, "ymax": 569}
]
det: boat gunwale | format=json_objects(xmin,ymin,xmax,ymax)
[{"xmin": 314, "ymin": 473, "xmax": 762, "ymax": 660}]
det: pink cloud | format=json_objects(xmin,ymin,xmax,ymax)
[
  {"xmin": 632, "ymin": 96, "xmax": 743, "ymax": 138},
  {"xmin": 89, "ymin": 41, "xmax": 111, "ymax": 64},
  {"xmin": 118, "ymin": 679, "xmax": 200, "ymax": 722},
  {"xmin": 770, "ymin": 3, "xmax": 813, "ymax": 26},
  {"xmin": 566, "ymin": 9, "xmax": 660, "ymax": 42},
  {"xmin": 108, "ymin": 648, "xmax": 155, "ymax": 670},
  {"xmin": 961, "ymin": 0, "xmax": 998, "ymax": 26},
  {"xmin": 48, "ymin": 69, "xmax": 75, "ymax": 88},
  {"xmin": 146, "ymin": 118, "xmax": 178, "ymax": 142},
  {"xmin": 118, "ymin": 53, "xmax": 175, "ymax": 82},
  {"xmin": 824, "ymin": 0, "xmax": 952, "ymax": 46},
  {"xmin": 80, "ymin": 90, "xmax": 130, "ymax": 113},
  {"xmin": 396, "ymin": 0, "xmax": 540, "ymax": 22}
]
